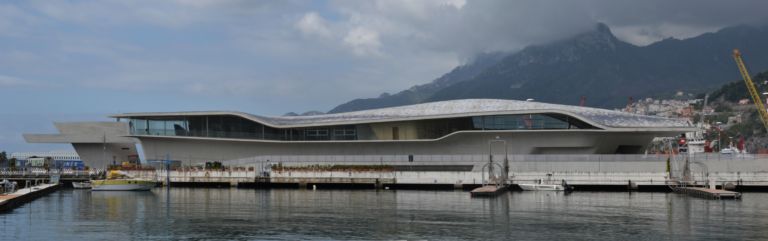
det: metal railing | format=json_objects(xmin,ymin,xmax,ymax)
[
  {"xmin": 208, "ymin": 153, "xmax": 767, "ymax": 166},
  {"xmin": 0, "ymin": 168, "xmax": 101, "ymax": 177}
]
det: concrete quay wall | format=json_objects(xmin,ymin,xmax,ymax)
[
  {"xmin": 128, "ymin": 163, "xmax": 768, "ymax": 188},
  {"xmin": 118, "ymin": 154, "xmax": 768, "ymax": 190}
]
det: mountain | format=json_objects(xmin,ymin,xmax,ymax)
[
  {"xmin": 329, "ymin": 23, "xmax": 768, "ymax": 112},
  {"xmin": 283, "ymin": 110, "xmax": 326, "ymax": 116},
  {"xmin": 329, "ymin": 51, "xmax": 508, "ymax": 113},
  {"xmin": 708, "ymin": 70, "xmax": 768, "ymax": 103}
]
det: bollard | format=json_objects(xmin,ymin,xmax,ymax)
[{"xmin": 628, "ymin": 180, "xmax": 638, "ymax": 191}]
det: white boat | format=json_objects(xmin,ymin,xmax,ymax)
[
  {"xmin": 720, "ymin": 147, "xmax": 736, "ymax": 155},
  {"xmin": 72, "ymin": 181, "xmax": 92, "ymax": 189},
  {"xmin": 91, "ymin": 170, "xmax": 156, "ymax": 191},
  {"xmin": 518, "ymin": 177, "xmax": 572, "ymax": 191},
  {"xmin": 518, "ymin": 183, "xmax": 565, "ymax": 191}
]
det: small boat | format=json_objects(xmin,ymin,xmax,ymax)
[
  {"xmin": 720, "ymin": 147, "xmax": 736, "ymax": 155},
  {"xmin": 518, "ymin": 178, "xmax": 573, "ymax": 192},
  {"xmin": 518, "ymin": 183, "xmax": 566, "ymax": 191},
  {"xmin": 91, "ymin": 170, "xmax": 155, "ymax": 191},
  {"xmin": 72, "ymin": 181, "xmax": 92, "ymax": 189}
]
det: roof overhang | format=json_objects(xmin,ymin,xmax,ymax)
[
  {"xmin": 110, "ymin": 99, "xmax": 695, "ymax": 131},
  {"xmin": 125, "ymin": 128, "xmax": 693, "ymax": 143}
]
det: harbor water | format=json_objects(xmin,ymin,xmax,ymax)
[{"xmin": 1, "ymin": 188, "xmax": 767, "ymax": 240}]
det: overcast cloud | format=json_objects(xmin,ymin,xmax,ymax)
[{"xmin": 1, "ymin": 0, "xmax": 767, "ymax": 151}]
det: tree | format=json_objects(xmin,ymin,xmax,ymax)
[{"xmin": 0, "ymin": 151, "xmax": 7, "ymax": 167}]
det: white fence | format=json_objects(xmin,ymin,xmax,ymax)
[{"xmin": 216, "ymin": 153, "xmax": 768, "ymax": 165}]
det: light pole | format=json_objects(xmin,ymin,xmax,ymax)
[{"xmin": 715, "ymin": 122, "xmax": 723, "ymax": 152}]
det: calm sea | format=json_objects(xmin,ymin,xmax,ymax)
[{"xmin": 1, "ymin": 188, "xmax": 766, "ymax": 240}]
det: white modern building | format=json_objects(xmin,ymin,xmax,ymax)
[{"xmin": 25, "ymin": 99, "xmax": 697, "ymax": 168}]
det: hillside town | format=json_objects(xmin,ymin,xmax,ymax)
[{"xmin": 625, "ymin": 88, "xmax": 768, "ymax": 154}]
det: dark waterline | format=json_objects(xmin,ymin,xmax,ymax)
[{"xmin": 1, "ymin": 188, "xmax": 767, "ymax": 240}]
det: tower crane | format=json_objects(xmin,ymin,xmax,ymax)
[{"xmin": 733, "ymin": 49, "xmax": 768, "ymax": 132}]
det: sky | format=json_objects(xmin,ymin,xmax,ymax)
[{"xmin": 2, "ymin": 0, "xmax": 768, "ymax": 152}]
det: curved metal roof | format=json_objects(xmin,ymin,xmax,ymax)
[{"xmin": 112, "ymin": 99, "xmax": 694, "ymax": 130}]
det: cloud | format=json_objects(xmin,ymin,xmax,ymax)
[
  {"xmin": 322, "ymin": 0, "xmax": 768, "ymax": 60},
  {"xmin": 611, "ymin": 23, "xmax": 723, "ymax": 46},
  {"xmin": 0, "ymin": 75, "xmax": 35, "ymax": 87},
  {"xmin": 0, "ymin": 4, "xmax": 40, "ymax": 37},
  {"xmin": 25, "ymin": 0, "xmax": 303, "ymax": 28},
  {"xmin": 343, "ymin": 27, "xmax": 382, "ymax": 56},
  {"xmin": 1, "ymin": 0, "xmax": 768, "ymax": 112},
  {"xmin": 295, "ymin": 12, "xmax": 333, "ymax": 38}
]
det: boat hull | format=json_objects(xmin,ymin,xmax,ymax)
[
  {"xmin": 518, "ymin": 184, "xmax": 565, "ymax": 191},
  {"xmin": 72, "ymin": 182, "xmax": 91, "ymax": 189},
  {"xmin": 91, "ymin": 180, "xmax": 155, "ymax": 191}
]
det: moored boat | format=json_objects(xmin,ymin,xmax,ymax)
[
  {"xmin": 518, "ymin": 178, "xmax": 573, "ymax": 192},
  {"xmin": 91, "ymin": 179, "xmax": 155, "ymax": 191},
  {"xmin": 72, "ymin": 181, "xmax": 92, "ymax": 189},
  {"xmin": 518, "ymin": 183, "xmax": 565, "ymax": 191},
  {"xmin": 91, "ymin": 170, "xmax": 155, "ymax": 191}
]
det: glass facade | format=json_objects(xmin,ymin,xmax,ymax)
[
  {"xmin": 471, "ymin": 114, "xmax": 591, "ymax": 130},
  {"xmin": 126, "ymin": 113, "xmax": 596, "ymax": 141}
]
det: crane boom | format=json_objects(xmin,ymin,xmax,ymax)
[
  {"xmin": 700, "ymin": 93, "xmax": 708, "ymax": 125},
  {"xmin": 733, "ymin": 49, "xmax": 768, "ymax": 131}
]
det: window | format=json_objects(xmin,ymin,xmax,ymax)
[
  {"xmin": 306, "ymin": 129, "xmax": 328, "ymax": 136},
  {"xmin": 471, "ymin": 114, "xmax": 591, "ymax": 130},
  {"xmin": 392, "ymin": 127, "xmax": 399, "ymax": 140},
  {"xmin": 130, "ymin": 119, "xmax": 148, "ymax": 135},
  {"xmin": 305, "ymin": 129, "xmax": 330, "ymax": 140},
  {"xmin": 333, "ymin": 126, "xmax": 357, "ymax": 140},
  {"xmin": 148, "ymin": 119, "xmax": 166, "ymax": 135}
]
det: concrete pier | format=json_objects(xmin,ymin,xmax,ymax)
[{"xmin": 0, "ymin": 183, "xmax": 60, "ymax": 212}]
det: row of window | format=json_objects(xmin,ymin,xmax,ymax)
[
  {"xmin": 127, "ymin": 113, "xmax": 595, "ymax": 141},
  {"xmin": 14, "ymin": 156, "xmax": 80, "ymax": 160},
  {"xmin": 129, "ymin": 117, "xmax": 359, "ymax": 141}
]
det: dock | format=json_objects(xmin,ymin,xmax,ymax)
[
  {"xmin": 0, "ymin": 183, "xmax": 60, "ymax": 212},
  {"xmin": 470, "ymin": 185, "xmax": 508, "ymax": 197},
  {"xmin": 673, "ymin": 187, "xmax": 742, "ymax": 200}
]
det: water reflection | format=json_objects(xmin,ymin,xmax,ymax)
[{"xmin": 1, "ymin": 188, "xmax": 767, "ymax": 240}]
